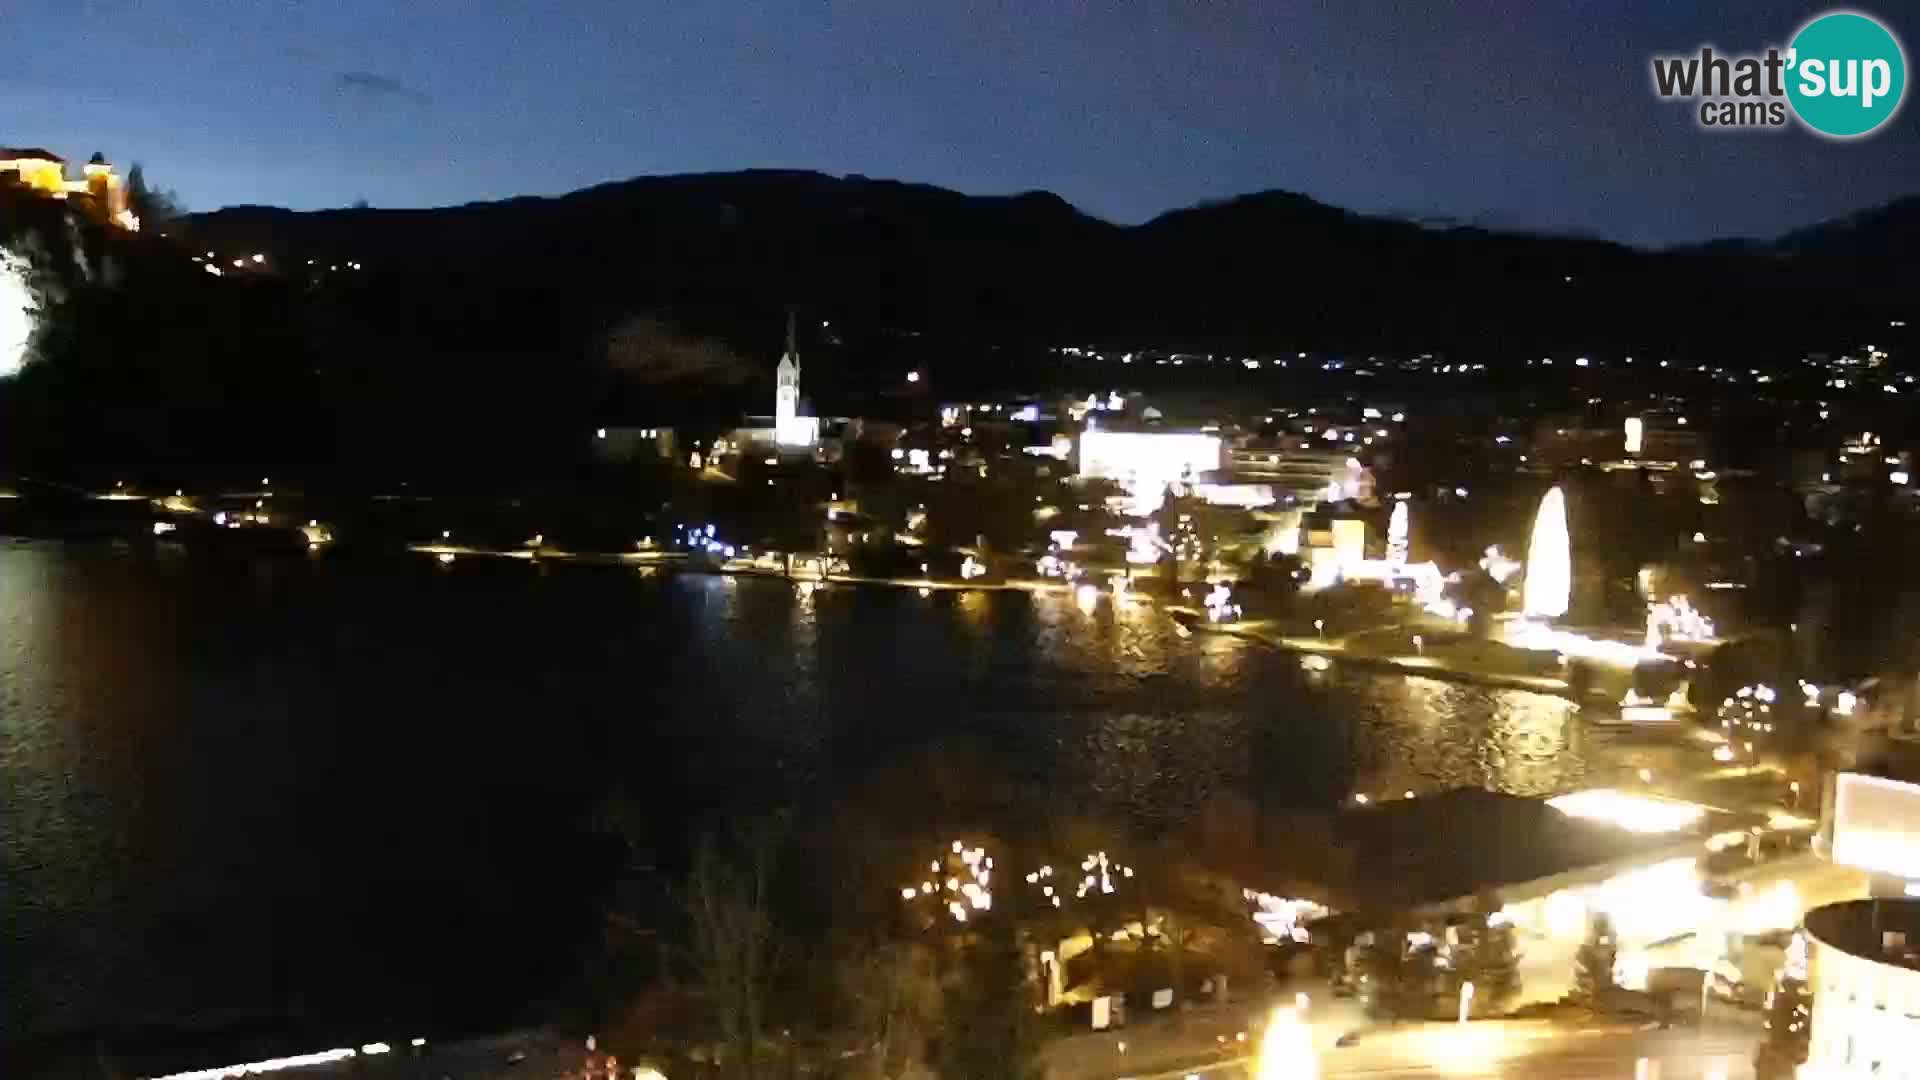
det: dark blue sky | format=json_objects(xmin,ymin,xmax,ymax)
[{"xmin": 8, "ymin": 1, "xmax": 1915, "ymax": 246}]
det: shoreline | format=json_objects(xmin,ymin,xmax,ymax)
[
  {"xmin": 413, "ymin": 541, "xmax": 1580, "ymax": 699},
  {"xmin": 11, "ymin": 533, "xmax": 1591, "ymax": 701},
  {"xmin": 1198, "ymin": 620, "xmax": 1575, "ymax": 697},
  {"xmin": 407, "ymin": 541, "xmax": 1085, "ymax": 595}
]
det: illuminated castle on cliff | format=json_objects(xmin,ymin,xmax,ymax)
[{"xmin": 0, "ymin": 147, "xmax": 139, "ymax": 231}]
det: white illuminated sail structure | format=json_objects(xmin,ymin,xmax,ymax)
[{"xmin": 1522, "ymin": 486, "xmax": 1569, "ymax": 619}]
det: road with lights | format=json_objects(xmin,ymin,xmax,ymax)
[{"xmin": 1098, "ymin": 1017, "xmax": 1760, "ymax": 1080}]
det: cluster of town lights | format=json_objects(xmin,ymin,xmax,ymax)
[
  {"xmin": 1203, "ymin": 583, "xmax": 1241, "ymax": 622},
  {"xmin": 1023, "ymin": 852, "xmax": 1137, "ymax": 908},
  {"xmin": 902, "ymin": 841, "xmax": 994, "ymax": 923},
  {"xmin": 903, "ymin": 845, "xmax": 1154, "ymax": 919},
  {"xmin": 1243, "ymin": 890, "xmax": 1330, "ymax": 944},
  {"xmin": 1645, "ymin": 594, "xmax": 1717, "ymax": 648},
  {"xmin": 1075, "ymin": 850, "xmax": 1130, "ymax": 898}
]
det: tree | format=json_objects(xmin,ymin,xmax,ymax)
[
  {"xmin": 681, "ymin": 820, "xmax": 787, "ymax": 1078},
  {"xmin": 1457, "ymin": 899, "xmax": 1521, "ymax": 1015},
  {"xmin": 836, "ymin": 938, "xmax": 942, "ymax": 1079},
  {"xmin": 1571, "ymin": 912, "xmax": 1618, "ymax": 1006},
  {"xmin": 124, "ymin": 163, "xmax": 182, "ymax": 228},
  {"xmin": 1755, "ymin": 937, "xmax": 1812, "ymax": 1080},
  {"xmin": 1130, "ymin": 847, "xmax": 1268, "ymax": 1015},
  {"xmin": 1153, "ymin": 489, "xmax": 1231, "ymax": 583},
  {"xmin": 933, "ymin": 920, "xmax": 1043, "ymax": 1080},
  {"xmin": 1361, "ymin": 928, "xmax": 1439, "ymax": 1020}
]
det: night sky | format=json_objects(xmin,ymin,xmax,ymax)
[{"xmin": 7, "ymin": 1, "xmax": 1916, "ymax": 246}]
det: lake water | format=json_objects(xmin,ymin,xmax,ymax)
[{"xmin": 0, "ymin": 540, "xmax": 1675, "ymax": 1066}]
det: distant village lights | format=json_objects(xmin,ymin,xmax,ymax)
[{"xmin": 1645, "ymin": 594, "xmax": 1717, "ymax": 649}]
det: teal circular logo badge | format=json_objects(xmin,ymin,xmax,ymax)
[{"xmin": 1787, "ymin": 11, "xmax": 1907, "ymax": 137}]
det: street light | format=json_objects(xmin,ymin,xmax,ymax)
[
  {"xmin": 1255, "ymin": 1006, "xmax": 1317, "ymax": 1080},
  {"xmin": 1314, "ymin": 618, "xmax": 1325, "ymax": 639},
  {"xmin": 1412, "ymin": 634, "xmax": 1424, "ymax": 656}
]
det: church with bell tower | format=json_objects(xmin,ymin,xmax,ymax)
[{"xmin": 772, "ymin": 310, "xmax": 818, "ymax": 447}]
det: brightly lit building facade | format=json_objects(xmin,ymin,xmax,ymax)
[
  {"xmin": 1228, "ymin": 443, "xmax": 1373, "ymax": 505},
  {"xmin": 1821, "ymin": 772, "xmax": 1920, "ymax": 896},
  {"xmin": 1347, "ymin": 789, "xmax": 1725, "ymax": 1006},
  {"xmin": 1079, "ymin": 430, "xmax": 1221, "ymax": 486},
  {"xmin": 1799, "ymin": 898, "xmax": 1920, "ymax": 1079},
  {"xmin": 1078, "ymin": 429, "xmax": 1221, "ymax": 514},
  {"xmin": 1481, "ymin": 790, "xmax": 1823, "ymax": 1001},
  {"xmin": 1285, "ymin": 500, "xmax": 1447, "ymax": 605}
]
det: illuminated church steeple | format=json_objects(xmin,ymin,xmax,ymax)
[
  {"xmin": 775, "ymin": 310, "xmax": 800, "ymax": 430},
  {"xmin": 773, "ymin": 309, "xmax": 817, "ymax": 446}
]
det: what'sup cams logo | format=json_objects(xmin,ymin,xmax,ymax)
[{"xmin": 1651, "ymin": 10, "xmax": 1906, "ymax": 137}]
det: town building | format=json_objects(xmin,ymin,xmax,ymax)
[
  {"xmin": 589, "ymin": 425, "xmax": 675, "ymax": 464},
  {"xmin": 773, "ymin": 328, "xmax": 818, "ymax": 447},
  {"xmin": 0, "ymin": 148, "xmax": 138, "ymax": 230},
  {"xmin": 1818, "ymin": 771, "xmax": 1920, "ymax": 896},
  {"xmin": 1531, "ymin": 412, "xmax": 1705, "ymax": 473},
  {"xmin": 1077, "ymin": 428, "xmax": 1221, "ymax": 487},
  {"xmin": 1227, "ymin": 441, "xmax": 1373, "ymax": 505},
  {"xmin": 730, "ymin": 313, "xmax": 821, "ymax": 453},
  {"xmin": 1073, "ymin": 426, "xmax": 1221, "ymax": 514},
  {"xmin": 1798, "ymin": 898, "xmax": 1920, "ymax": 1078}
]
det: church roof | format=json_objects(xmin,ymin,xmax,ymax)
[{"xmin": 0, "ymin": 147, "xmax": 65, "ymax": 163}]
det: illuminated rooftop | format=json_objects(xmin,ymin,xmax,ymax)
[
  {"xmin": 1546, "ymin": 788, "xmax": 1708, "ymax": 834},
  {"xmin": 1321, "ymin": 788, "xmax": 1684, "ymax": 910},
  {"xmin": 1805, "ymin": 898, "xmax": 1920, "ymax": 974}
]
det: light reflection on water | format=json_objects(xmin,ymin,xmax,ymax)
[
  {"xmin": 1, "ymin": 543, "xmax": 1671, "ymax": 1047},
  {"xmin": 1356, "ymin": 673, "xmax": 1582, "ymax": 798}
]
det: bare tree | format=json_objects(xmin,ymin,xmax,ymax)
[
  {"xmin": 681, "ymin": 819, "xmax": 786, "ymax": 1078},
  {"xmin": 839, "ymin": 939, "xmax": 942, "ymax": 1078},
  {"xmin": 125, "ymin": 163, "xmax": 183, "ymax": 228},
  {"xmin": 934, "ymin": 920, "xmax": 1044, "ymax": 1080}
]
